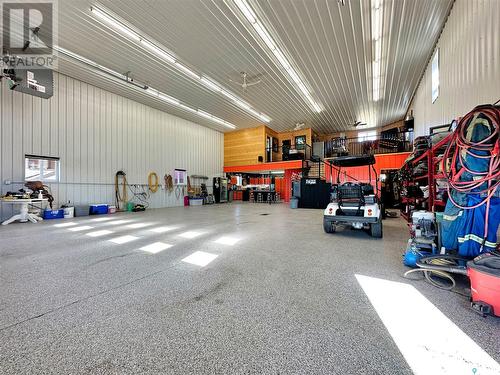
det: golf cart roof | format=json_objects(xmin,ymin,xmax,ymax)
[{"xmin": 330, "ymin": 155, "xmax": 376, "ymax": 167}]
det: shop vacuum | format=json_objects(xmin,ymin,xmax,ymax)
[{"xmin": 416, "ymin": 251, "xmax": 500, "ymax": 317}]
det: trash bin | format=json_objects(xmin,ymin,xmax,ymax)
[{"xmin": 290, "ymin": 197, "xmax": 299, "ymax": 209}]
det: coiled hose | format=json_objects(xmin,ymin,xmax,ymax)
[
  {"xmin": 442, "ymin": 105, "xmax": 499, "ymax": 241},
  {"xmin": 404, "ymin": 255, "xmax": 467, "ymax": 292},
  {"xmin": 148, "ymin": 172, "xmax": 159, "ymax": 193}
]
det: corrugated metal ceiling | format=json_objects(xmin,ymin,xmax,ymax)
[{"xmin": 57, "ymin": 0, "xmax": 454, "ymax": 133}]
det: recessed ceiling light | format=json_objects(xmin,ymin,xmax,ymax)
[
  {"xmin": 90, "ymin": 5, "xmax": 271, "ymax": 124},
  {"xmin": 55, "ymin": 46, "xmax": 236, "ymax": 130},
  {"xmin": 233, "ymin": 0, "xmax": 323, "ymax": 113}
]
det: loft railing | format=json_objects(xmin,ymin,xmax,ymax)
[
  {"xmin": 324, "ymin": 131, "xmax": 413, "ymax": 158},
  {"xmin": 264, "ymin": 143, "xmax": 312, "ymax": 162}
]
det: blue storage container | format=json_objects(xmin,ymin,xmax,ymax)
[
  {"xmin": 89, "ymin": 204, "xmax": 109, "ymax": 215},
  {"xmin": 43, "ymin": 209, "xmax": 64, "ymax": 219}
]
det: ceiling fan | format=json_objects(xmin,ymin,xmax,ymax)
[
  {"xmin": 352, "ymin": 120, "xmax": 367, "ymax": 128},
  {"xmin": 229, "ymin": 72, "xmax": 263, "ymax": 91}
]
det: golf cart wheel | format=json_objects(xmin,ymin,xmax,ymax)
[
  {"xmin": 370, "ymin": 220, "xmax": 383, "ymax": 238},
  {"xmin": 323, "ymin": 218, "xmax": 336, "ymax": 233}
]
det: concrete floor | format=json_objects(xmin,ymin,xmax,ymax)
[{"xmin": 0, "ymin": 203, "xmax": 498, "ymax": 374}]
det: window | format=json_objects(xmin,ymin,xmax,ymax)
[
  {"xmin": 173, "ymin": 169, "xmax": 187, "ymax": 186},
  {"xmin": 25, "ymin": 155, "xmax": 60, "ymax": 182},
  {"xmin": 431, "ymin": 49, "xmax": 439, "ymax": 103},
  {"xmin": 358, "ymin": 131, "xmax": 377, "ymax": 142}
]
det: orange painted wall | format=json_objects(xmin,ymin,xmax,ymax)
[{"xmin": 325, "ymin": 152, "xmax": 410, "ymax": 186}]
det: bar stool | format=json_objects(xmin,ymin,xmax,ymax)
[
  {"xmin": 267, "ymin": 193, "xmax": 272, "ymax": 204},
  {"xmin": 249, "ymin": 191, "xmax": 255, "ymax": 203},
  {"xmin": 257, "ymin": 193, "xmax": 263, "ymax": 203},
  {"xmin": 275, "ymin": 193, "xmax": 280, "ymax": 203}
]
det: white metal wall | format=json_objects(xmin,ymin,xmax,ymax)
[
  {"xmin": 0, "ymin": 72, "xmax": 224, "ymax": 220},
  {"xmin": 410, "ymin": 0, "xmax": 500, "ymax": 136}
]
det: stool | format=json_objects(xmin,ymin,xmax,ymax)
[
  {"xmin": 275, "ymin": 193, "xmax": 280, "ymax": 203},
  {"xmin": 257, "ymin": 193, "xmax": 263, "ymax": 203},
  {"xmin": 249, "ymin": 191, "xmax": 254, "ymax": 203},
  {"xmin": 267, "ymin": 193, "xmax": 272, "ymax": 204}
]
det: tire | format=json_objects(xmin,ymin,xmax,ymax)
[
  {"xmin": 323, "ymin": 218, "xmax": 335, "ymax": 233},
  {"xmin": 370, "ymin": 220, "xmax": 383, "ymax": 238}
]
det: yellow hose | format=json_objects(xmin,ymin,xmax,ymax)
[{"xmin": 148, "ymin": 172, "xmax": 159, "ymax": 193}]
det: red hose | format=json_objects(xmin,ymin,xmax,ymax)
[
  {"xmin": 442, "ymin": 105, "xmax": 499, "ymax": 208},
  {"xmin": 442, "ymin": 105, "xmax": 499, "ymax": 242}
]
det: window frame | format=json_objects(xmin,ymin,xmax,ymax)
[{"xmin": 24, "ymin": 154, "xmax": 60, "ymax": 182}]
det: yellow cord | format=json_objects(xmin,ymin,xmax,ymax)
[{"xmin": 148, "ymin": 172, "xmax": 159, "ymax": 193}]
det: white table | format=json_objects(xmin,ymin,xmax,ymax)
[{"xmin": 1, "ymin": 198, "xmax": 48, "ymax": 225}]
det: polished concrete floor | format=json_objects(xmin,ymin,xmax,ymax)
[{"xmin": 0, "ymin": 203, "xmax": 499, "ymax": 374}]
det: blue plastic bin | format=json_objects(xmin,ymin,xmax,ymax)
[
  {"xmin": 43, "ymin": 209, "xmax": 64, "ymax": 219},
  {"xmin": 89, "ymin": 204, "xmax": 109, "ymax": 215}
]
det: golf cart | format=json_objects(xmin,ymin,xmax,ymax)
[{"xmin": 323, "ymin": 155, "xmax": 383, "ymax": 238}]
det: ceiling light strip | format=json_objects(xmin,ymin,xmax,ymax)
[
  {"xmin": 371, "ymin": 0, "xmax": 383, "ymax": 102},
  {"xmin": 233, "ymin": 0, "xmax": 323, "ymax": 113},
  {"xmin": 89, "ymin": 5, "xmax": 270, "ymax": 124},
  {"xmin": 55, "ymin": 46, "xmax": 236, "ymax": 129}
]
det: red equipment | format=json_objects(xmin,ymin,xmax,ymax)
[{"xmin": 468, "ymin": 251, "xmax": 500, "ymax": 317}]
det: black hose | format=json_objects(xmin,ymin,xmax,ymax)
[{"xmin": 416, "ymin": 255, "xmax": 468, "ymax": 276}]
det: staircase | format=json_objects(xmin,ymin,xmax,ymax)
[{"xmin": 304, "ymin": 160, "xmax": 326, "ymax": 180}]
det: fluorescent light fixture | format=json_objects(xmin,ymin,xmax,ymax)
[
  {"xmin": 90, "ymin": 5, "xmax": 271, "ymax": 123},
  {"xmin": 149, "ymin": 226, "xmax": 178, "ymax": 233},
  {"xmin": 181, "ymin": 251, "xmax": 218, "ymax": 267},
  {"xmin": 270, "ymin": 170, "xmax": 285, "ymax": 174},
  {"xmin": 371, "ymin": 0, "xmax": 383, "ymax": 102},
  {"xmin": 356, "ymin": 274, "xmax": 500, "ymax": 374},
  {"xmin": 140, "ymin": 39, "xmax": 175, "ymax": 63},
  {"xmin": 175, "ymin": 62, "xmax": 200, "ymax": 79},
  {"xmin": 57, "ymin": 47, "xmax": 237, "ymax": 129},
  {"xmin": 214, "ymin": 236, "xmax": 241, "ymax": 246},
  {"xmin": 139, "ymin": 242, "xmax": 173, "ymax": 254},
  {"xmin": 178, "ymin": 231, "xmax": 205, "ymax": 239},
  {"xmin": 234, "ymin": 0, "xmax": 256, "ymax": 23},
  {"xmin": 200, "ymin": 76, "xmax": 221, "ymax": 92},
  {"xmin": 127, "ymin": 222, "xmax": 154, "ymax": 229},
  {"xmin": 86, "ymin": 230, "xmax": 113, "ymax": 237},
  {"xmin": 234, "ymin": 0, "xmax": 323, "ymax": 113},
  {"xmin": 109, "ymin": 235, "xmax": 139, "ymax": 244},
  {"xmin": 54, "ymin": 222, "xmax": 77, "ymax": 228},
  {"xmin": 90, "ymin": 6, "xmax": 140, "ymax": 42}
]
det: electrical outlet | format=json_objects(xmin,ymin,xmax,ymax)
[{"xmin": 4, "ymin": 179, "xmax": 12, "ymax": 185}]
